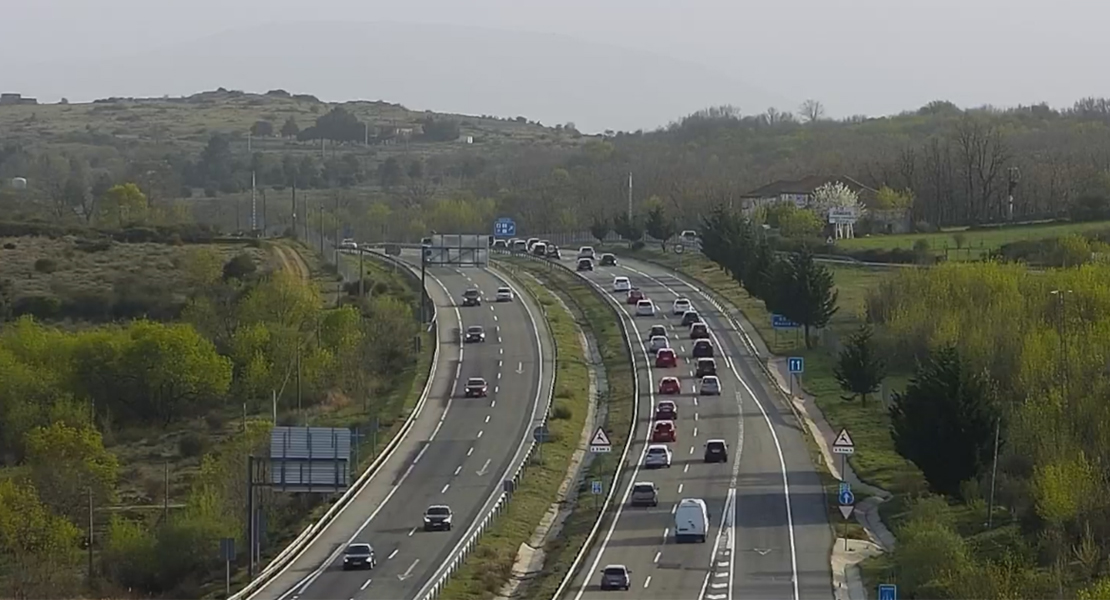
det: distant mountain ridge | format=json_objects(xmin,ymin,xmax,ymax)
[{"xmin": 1, "ymin": 21, "xmax": 789, "ymax": 133}]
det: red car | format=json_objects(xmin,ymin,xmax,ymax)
[
  {"xmin": 658, "ymin": 377, "xmax": 681, "ymax": 395},
  {"xmin": 464, "ymin": 377, "xmax": 488, "ymax": 397},
  {"xmin": 626, "ymin": 288, "xmax": 644, "ymax": 304},
  {"xmin": 652, "ymin": 421, "xmax": 677, "ymax": 443},
  {"xmin": 654, "ymin": 400, "xmax": 677, "ymax": 421},
  {"xmin": 655, "ymin": 348, "xmax": 677, "ymax": 368}
]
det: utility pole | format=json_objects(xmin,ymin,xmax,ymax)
[{"xmin": 627, "ymin": 171, "xmax": 633, "ymax": 221}]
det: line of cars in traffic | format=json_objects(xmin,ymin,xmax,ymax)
[{"xmin": 597, "ymin": 275, "xmax": 729, "ymax": 591}]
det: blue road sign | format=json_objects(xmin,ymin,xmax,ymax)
[
  {"xmin": 772, "ymin": 314, "xmax": 800, "ymax": 329},
  {"xmin": 878, "ymin": 584, "xmax": 897, "ymax": 600},
  {"xmin": 839, "ymin": 487, "xmax": 855, "ymax": 506},
  {"xmin": 591, "ymin": 480, "xmax": 603, "ymax": 495},
  {"xmin": 788, "ymin": 357, "xmax": 804, "ymax": 374},
  {"xmin": 494, "ymin": 218, "xmax": 517, "ymax": 237}
]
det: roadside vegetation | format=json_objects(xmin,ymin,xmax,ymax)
[
  {"xmin": 438, "ymin": 267, "xmax": 590, "ymax": 600},
  {"xmin": 0, "ymin": 217, "xmax": 428, "ymax": 597}
]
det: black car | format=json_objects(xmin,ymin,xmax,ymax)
[
  {"xmin": 342, "ymin": 543, "xmax": 377, "ymax": 570},
  {"xmin": 424, "ymin": 505, "xmax": 453, "ymax": 531},
  {"xmin": 692, "ymin": 339, "xmax": 714, "ymax": 358},
  {"xmin": 462, "ymin": 289, "xmax": 481, "ymax": 306},
  {"xmin": 577, "ymin": 258, "xmax": 594, "ymax": 272},
  {"xmin": 464, "ymin": 325, "xmax": 486, "ymax": 343},
  {"xmin": 600, "ymin": 253, "xmax": 617, "ymax": 266},
  {"xmin": 695, "ymin": 358, "xmax": 717, "ymax": 378},
  {"xmin": 704, "ymin": 439, "xmax": 728, "ymax": 463},
  {"xmin": 681, "ymin": 310, "xmax": 701, "ymax": 327}
]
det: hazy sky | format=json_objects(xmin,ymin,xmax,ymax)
[{"xmin": 4, "ymin": 0, "xmax": 1106, "ymax": 131}]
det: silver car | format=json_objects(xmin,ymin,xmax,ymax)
[
  {"xmin": 644, "ymin": 444, "xmax": 673, "ymax": 469},
  {"xmin": 699, "ymin": 375, "xmax": 721, "ymax": 395},
  {"xmin": 629, "ymin": 481, "xmax": 659, "ymax": 507}
]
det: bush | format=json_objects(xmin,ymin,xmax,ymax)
[
  {"xmin": 177, "ymin": 432, "xmax": 208, "ymax": 457},
  {"xmin": 550, "ymin": 402, "xmax": 573, "ymax": 420},
  {"xmin": 33, "ymin": 258, "xmax": 58, "ymax": 273}
]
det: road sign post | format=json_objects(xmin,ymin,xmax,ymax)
[
  {"xmin": 878, "ymin": 584, "xmax": 897, "ymax": 600},
  {"xmin": 787, "ymin": 356, "xmax": 804, "ymax": 396},
  {"xmin": 589, "ymin": 427, "xmax": 612, "ymax": 453},
  {"xmin": 832, "ymin": 428, "xmax": 856, "ymax": 499}
]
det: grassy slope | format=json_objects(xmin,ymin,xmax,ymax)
[
  {"xmin": 500, "ymin": 258, "xmax": 636, "ymax": 599},
  {"xmin": 438, "ymin": 266, "xmax": 591, "ymax": 599},
  {"xmin": 836, "ymin": 220, "xmax": 1110, "ymax": 260}
]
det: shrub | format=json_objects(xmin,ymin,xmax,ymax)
[
  {"xmin": 177, "ymin": 432, "xmax": 208, "ymax": 457},
  {"xmin": 33, "ymin": 258, "xmax": 58, "ymax": 273}
]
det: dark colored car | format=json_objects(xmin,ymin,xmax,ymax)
[
  {"xmin": 600, "ymin": 253, "xmax": 617, "ymax": 266},
  {"xmin": 464, "ymin": 325, "xmax": 486, "ymax": 343},
  {"xmin": 704, "ymin": 439, "xmax": 729, "ymax": 463},
  {"xmin": 695, "ymin": 358, "xmax": 717, "ymax": 378},
  {"xmin": 692, "ymin": 339, "xmax": 714, "ymax": 358},
  {"xmin": 423, "ymin": 505, "xmax": 453, "ymax": 531},
  {"xmin": 464, "ymin": 377, "xmax": 488, "ymax": 397},
  {"xmin": 342, "ymin": 543, "xmax": 376, "ymax": 570},
  {"xmin": 577, "ymin": 258, "xmax": 594, "ymax": 272},
  {"xmin": 462, "ymin": 289, "xmax": 481, "ymax": 306},
  {"xmin": 681, "ymin": 310, "xmax": 701, "ymax": 327}
]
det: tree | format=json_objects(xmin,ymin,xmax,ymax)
[
  {"xmin": 280, "ymin": 116, "xmax": 300, "ymax": 138},
  {"xmin": 0, "ymin": 479, "xmax": 81, "ymax": 598},
  {"xmin": 100, "ymin": 182, "xmax": 148, "ymax": 227},
  {"xmin": 251, "ymin": 120, "xmax": 274, "ymax": 137},
  {"xmin": 378, "ymin": 157, "xmax": 404, "ymax": 190},
  {"xmin": 889, "ymin": 345, "xmax": 997, "ymax": 496},
  {"xmin": 833, "ymin": 325, "xmax": 886, "ymax": 406},
  {"xmin": 799, "ymin": 99, "xmax": 825, "ymax": 123},
  {"xmin": 644, "ymin": 201, "xmax": 677, "ymax": 251},
  {"xmin": 24, "ymin": 422, "xmax": 119, "ymax": 523},
  {"xmin": 589, "ymin": 215, "xmax": 610, "ymax": 244},
  {"xmin": 773, "ymin": 249, "xmax": 839, "ymax": 348}
]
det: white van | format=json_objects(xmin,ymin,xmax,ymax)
[{"xmin": 674, "ymin": 498, "xmax": 709, "ymax": 543}]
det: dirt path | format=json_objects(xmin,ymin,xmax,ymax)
[{"xmin": 272, "ymin": 243, "xmax": 311, "ymax": 280}]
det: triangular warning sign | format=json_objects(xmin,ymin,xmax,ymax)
[
  {"xmin": 833, "ymin": 429, "xmax": 854, "ymax": 447},
  {"xmin": 590, "ymin": 427, "xmax": 611, "ymax": 447}
]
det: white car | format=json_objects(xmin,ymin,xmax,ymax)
[
  {"xmin": 672, "ymin": 298, "xmax": 692, "ymax": 315},
  {"xmin": 578, "ymin": 246, "xmax": 596, "ymax": 260},
  {"xmin": 699, "ymin": 375, "xmax": 721, "ymax": 396},
  {"xmin": 495, "ymin": 287, "xmax": 514, "ymax": 302},
  {"xmin": 649, "ymin": 335, "xmax": 670, "ymax": 353},
  {"xmin": 635, "ymin": 300, "xmax": 655, "ymax": 317},
  {"xmin": 643, "ymin": 444, "xmax": 673, "ymax": 469},
  {"xmin": 613, "ymin": 276, "xmax": 631, "ymax": 292}
]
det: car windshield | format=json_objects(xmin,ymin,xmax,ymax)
[
  {"xmin": 346, "ymin": 544, "xmax": 371, "ymax": 554},
  {"xmin": 427, "ymin": 506, "xmax": 450, "ymax": 516}
]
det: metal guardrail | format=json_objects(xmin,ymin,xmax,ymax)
[
  {"xmin": 416, "ymin": 261, "xmax": 557, "ymax": 600},
  {"xmin": 229, "ymin": 252, "xmax": 438, "ymax": 600}
]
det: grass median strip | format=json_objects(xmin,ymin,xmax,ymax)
[
  {"xmin": 505, "ymin": 260, "xmax": 636, "ymax": 599},
  {"xmin": 438, "ymin": 267, "xmax": 591, "ymax": 600}
]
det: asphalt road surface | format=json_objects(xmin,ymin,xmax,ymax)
[
  {"xmin": 561, "ymin": 253, "xmax": 832, "ymax": 600},
  {"xmin": 247, "ymin": 252, "xmax": 554, "ymax": 600}
]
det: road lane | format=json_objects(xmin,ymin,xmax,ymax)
[
  {"xmin": 567, "ymin": 264, "xmax": 742, "ymax": 600},
  {"xmin": 249, "ymin": 254, "xmax": 553, "ymax": 600},
  {"xmin": 616, "ymin": 257, "xmax": 832, "ymax": 600}
]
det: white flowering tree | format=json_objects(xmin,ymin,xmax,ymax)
[{"xmin": 811, "ymin": 181, "xmax": 863, "ymax": 239}]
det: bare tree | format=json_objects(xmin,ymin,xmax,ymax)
[{"xmin": 799, "ymin": 99, "xmax": 826, "ymax": 123}]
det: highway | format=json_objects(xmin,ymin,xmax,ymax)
[
  {"xmin": 562, "ymin": 253, "xmax": 832, "ymax": 600},
  {"xmin": 248, "ymin": 250, "xmax": 554, "ymax": 600}
]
